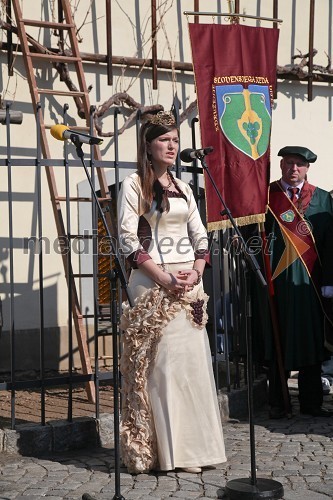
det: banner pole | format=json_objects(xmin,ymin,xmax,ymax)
[
  {"xmin": 259, "ymin": 223, "xmax": 292, "ymax": 418},
  {"xmin": 183, "ymin": 11, "xmax": 283, "ymax": 24}
]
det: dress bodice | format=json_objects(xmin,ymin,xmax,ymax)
[{"xmin": 118, "ymin": 173, "xmax": 208, "ymax": 266}]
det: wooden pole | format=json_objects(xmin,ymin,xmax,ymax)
[
  {"xmin": 106, "ymin": 0, "xmax": 113, "ymax": 85},
  {"xmin": 151, "ymin": 0, "xmax": 157, "ymax": 89},
  {"xmin": 260, "ymin": 224, "xmax": 292, "ymax": 417}
]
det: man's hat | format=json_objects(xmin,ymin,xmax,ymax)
[{"xmin": 278, "ymin": 146, "xmax": 317, "ymax": 163}]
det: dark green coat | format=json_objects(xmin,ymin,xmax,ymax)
[{"xmin": 264, "ymin": 185, "xmax": 333, "ymax": 370}]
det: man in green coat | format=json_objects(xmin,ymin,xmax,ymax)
[{"xmin": 265, "ymin": 146, "xmax": 333, "ymax": 418}]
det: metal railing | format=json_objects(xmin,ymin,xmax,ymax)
[{"xmin": 0, "ymin": 99, "xmax": 253, "ymax": 430}]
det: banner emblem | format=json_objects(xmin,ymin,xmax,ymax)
[
  {"xmin": 216, "ymin": 84, "xmax": 271, "ymax": 160},
  {"xmin": 280, "ymin": 209, "xmax": 295, "ymax": 223}
]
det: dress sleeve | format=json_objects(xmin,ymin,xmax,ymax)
[
  {"xmin": 186, "ymin": 188, "xmax": 210, "ymax": 262},
  {"xmin": 117, "ymin": 176, "xmax": 152, "ymax": 266}
]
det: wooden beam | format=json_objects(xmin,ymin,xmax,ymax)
[
  {"xmin": 194, "ymin": 0, "xmax": 199, "ymax": 24},
  {"xmin": 6, "ymin": 0, "xmax": 13, "ymax": 76},
  {"xmin": 106, "ymin": 0, "xmax": 113, "ymax": 85},
  {"xmin": 151, "ymin": 0, "xmax": 158, "ymax": 89},
  {"xmin": 3, "ymin": 40, "xmax": 333, "ymax": 85},
  {"xmin": 308, "ymin": 0, "xmax": 315, "ymax": 101}
]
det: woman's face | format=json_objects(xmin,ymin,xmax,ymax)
[{"xmin": 147, "ymin": 128, "xmax": 179, "ymax": 168}]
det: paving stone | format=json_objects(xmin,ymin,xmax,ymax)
[
  {"xmin": 43, "ymin": 496, "xmax": 65, "ymax": 499},
  {"xmin": 283, "ymin": 492, "xmax": 332, "ymax": 499},
  {"xmin": 122, "ymin": 491, "xmax": 146, "ymax": 499},
  {"xmin": 310, "ymin": 482, "xmax": 333, "ymax": 495},
  {"xmin": 177, "ymin": 480, "xmax": 202, "ymax": 491},
  {"xmin": 171, "ymin": 491, "xmax": 202, "ymax": 498},
  {"xmin": 20, "ymin": 488, "xmax": 49, "ymax": 496},
  {"xmin": 43, "ymin": 490, "xmax": 72, "ymax": 497},
  {"xmin": 3, "ymin": 395, "xmax": 333, "ymax": 500}
]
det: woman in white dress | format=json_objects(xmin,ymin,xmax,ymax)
[{"xmin": 118, "ymin": 111, "xmax": 226, "ymax": 474}]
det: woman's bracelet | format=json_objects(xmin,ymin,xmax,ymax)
[{"xmin": 193, "ymin": 268, "xmax": 202, "ymax": 285}]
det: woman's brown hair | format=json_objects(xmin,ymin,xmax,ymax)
[{"xmin": 137, "ymin": 111, "xmax": 180, "ymax": 213}]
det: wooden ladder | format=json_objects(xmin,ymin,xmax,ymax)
[{"xmin": 11, "ymin": 0, "xmax": 116, "ymax": 402}]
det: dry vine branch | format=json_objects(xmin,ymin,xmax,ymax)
[
  {"xmin": 53, "ymin": 59, "xmax": 89, "ymax": 118},
  {"xmin": 179, "ymin": 100, "xmax": 198, "ymax": 123},
  {"xmin": 277, "ymin": 48, "xmax": 333, "ymax": 78},
  {"xmin": 93, "ymin": 93, "xmax": 198, "ymax": 138},
  {"xmin": 93, "ymin": 94, "xmax": 163, "ymax": 137}
]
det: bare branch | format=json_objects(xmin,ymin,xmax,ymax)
[
  {"xmin": 93, "ymin": 94, "xmax": 198, "ymax": 137},
  {"xmin": 94, "ymin": 95, "xmax": 164, "ymax": 137},
  {"xmin": 53, "ymin": 59, "xmax": 87, "ymax": 118},
  {"xmin": 277, "ymin": 48, "xmax": 333, "ymax": 78},
  {"xmin": 179, "ymin": 100, "xmax": 197, "ymax": 123}
]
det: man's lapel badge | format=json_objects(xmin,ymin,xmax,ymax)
[{"xmin": 280, "ymin": 209, "xmax": 295, "ymax": 223}]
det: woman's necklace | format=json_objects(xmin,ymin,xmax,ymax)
[{"xmin": 160, "ymin": 173, "xmax": 172, "ymax": 190}]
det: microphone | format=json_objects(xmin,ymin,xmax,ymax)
[
  {"xmin": 50, "ymin": 124, "xmax": 103, "ymax": 145},
  {"xmin": 180, "ymin": 146, "xmax": 213, "ymax": 163}
]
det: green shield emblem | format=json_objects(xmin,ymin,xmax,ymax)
[
  {"xmin": 280, "ymin": 210, "xmax": 295, "ymax": 223},
  {"xmin": 216, "ymin": 84, "xmax": 272, "ymax": 160}
]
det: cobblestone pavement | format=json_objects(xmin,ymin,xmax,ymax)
[{"xmin": 1, "ymin": 388, "xmax": 333, "ymax": 500}]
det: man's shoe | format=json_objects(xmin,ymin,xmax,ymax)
[
  {"xmin": 269, "ymin": 407, "xmax": 286, "ymax": 419},
  {"xmin": 321, "ymin": 377, "xmax": 331, "ymax": 395},
  {"xmin": 301, "ymin": 407, "xmax": 333, "ymax": 417}
]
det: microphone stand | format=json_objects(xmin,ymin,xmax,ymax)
[
  {"xmin": 197, "ymin": 153, "xmax": 284, "ymax": 500},
  {"xmin": 70, "ymin": 136, "xmax": 133, "ymax": 500}
]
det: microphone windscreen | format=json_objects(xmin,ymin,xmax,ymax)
[
  {"xmin": 50, "ymin": 124, "xmax": 69, "ymax": 140},
  {"xmin": 180, "ymin": 148, "xmax": 194, "ymax": 163}
]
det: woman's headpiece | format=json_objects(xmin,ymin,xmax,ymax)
[
  {"xmin": 145, "ymin": 111, "xmax": 177, "ymax": 142},
  {"xmin": 148, "ymin": 111, "xmax": 176, "ymax": 127}
]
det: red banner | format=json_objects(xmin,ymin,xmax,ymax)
[{"xmin": 188, "ymin": 23, "xmax": 279, "ymax": 230}]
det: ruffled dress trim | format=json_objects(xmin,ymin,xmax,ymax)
[{"xmin": 119, "ymin": 284, "xmax": 209, "ymax": 474}]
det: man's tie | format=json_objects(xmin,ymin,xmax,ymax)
[{"xmin": 288, "ymin": 187, "xmax": 299, "ymax": 204}]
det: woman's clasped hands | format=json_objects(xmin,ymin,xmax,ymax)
[{"xmin": 159, "ymin": 269, "xmax": 200, "ymax": 297}]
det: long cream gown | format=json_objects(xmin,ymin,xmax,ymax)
[{"xmin": 118, "ymin": 173, "xmax": 226, "ymax": 473}]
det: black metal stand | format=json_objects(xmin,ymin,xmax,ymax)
[
  {"xmin": 70, "ymin": 137, "xmax": 132, "ymax": 500},
  {"xmin": 110, "ymin": 269, "xmax": 124, "ymax": 500},
  {"xmin": 197, "ymin": 154, "xmax": 283, "ymax": 500}
]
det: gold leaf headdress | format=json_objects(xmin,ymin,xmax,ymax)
[{"xmin": 149, "ymin": 111, "xmax": 176, "ymax": 126}]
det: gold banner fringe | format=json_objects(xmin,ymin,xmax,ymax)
[{"xmin": 207, "ymin": 213, "xmax": 266, "ymax": 232}]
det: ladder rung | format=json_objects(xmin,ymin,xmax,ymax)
[
  {"xmin": 29, "ymin": 53, "xmax": 80, "ymax": 63},
  {"xmin": 38, "ymin": 89, "xmax": 87, "ymax": 97},
  {"xmin": 91, "ymin": 355, "xmax": 113, "ymax": 360},
  {"xmin": 67, "ymin": 234, "xmax": 114, "ymax": 240},
  {"xmin": 56, "ymin": 197, "xmax": 93, "ymax": 201},
  {"xmin": 55, "ymin": 197, "xmax": 112, "ymax": 202},
  {"xmin": 22, "ymin": 19, "xmax": 75, "ymax": 29},
  {"xmin": 72, "ymin": 273, "xmax": 111, "ymax": 278},
  {"xmin": 98, "ymin": 328, "xmax": 112, "ymax": 337},
  {"xmin": 68, "ymin": 234, "xmax": 93, "ymax": 239},
  {"xmin": 72, "ymin": 273, "xmax": 93, "ymax": 278}
]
